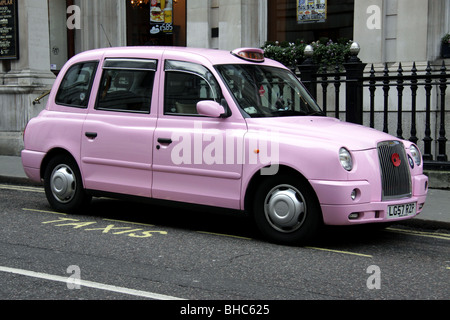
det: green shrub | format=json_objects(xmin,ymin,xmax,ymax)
[{"xmin": 262, "ymin": 38, "xmax": 352, "ymax": 70}]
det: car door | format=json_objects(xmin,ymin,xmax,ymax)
[
  {"xmin": 152, "ymin": 60, "xmax": 247, "ymax": 210},
  {"xmin": 81, "ymin": 58, "xmax": 160, "ymax": 197}
]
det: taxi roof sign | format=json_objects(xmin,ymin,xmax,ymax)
[{"xmin": 231, "ymin": 48, "xmax": 265, "ymax": 63}]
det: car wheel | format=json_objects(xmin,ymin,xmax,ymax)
[
  {"xmin": 44, "ymin": 154, "xmax": 91, "ymax": 213},
  {"xmin": 253, "ymin": 175, "xmax": 322, "ymax": 244}
]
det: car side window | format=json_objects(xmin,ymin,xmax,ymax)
[
  {"xmin": 96, "ymin": 58, "xmax": 157, "ymax": 114},
  {"xmin": 55, "ymin": 61, "xmax": 98, "ymax": 108},
  {"xmin": 164, "ymin": 60, "xmax": 222, "ymax": 116}
]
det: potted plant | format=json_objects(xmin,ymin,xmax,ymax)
[{"xmin": 442, "ymin": 33, "xmax": 450, "ymax": 59}]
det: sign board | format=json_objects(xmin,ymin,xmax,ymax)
[
  {"xmin": 0, "ymin": 0, "xmax": 19, "ymax": 60},
  {"xmin": 297, "ymin": 0, "xmax": 327, "ymax": 24},
  {"xmin": 150, "ymin": 0, "xmax": 173, "ymax": 35}
]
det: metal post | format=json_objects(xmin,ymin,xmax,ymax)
[
  {"xmin": 437, "ymin": 61, "xmax": 448, "ymax": 162},
  {"xmin": 423, "ymin": 62, "xmax": 433, "ymax": 161},
  {"xmin": 343, "ymin": 42, "xmax": 367, "ymax": 125},
  {"xmin": 297, "ymin": 45, "xmax": 319, "ymax": 100}
]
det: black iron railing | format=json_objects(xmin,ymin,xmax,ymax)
[{"xmin": 296, "ymin": 53, "xmax": 449, "ymax": 170}]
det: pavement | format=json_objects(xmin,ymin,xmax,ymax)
[{"xmin": 1, "ymin": 155, "xmax": 449, "ymax": 229}]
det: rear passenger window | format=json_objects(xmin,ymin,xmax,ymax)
[
  {"xmin": 96, "ymin": 58, "xmax": 157, "ymax": 114},
  {"xmin": 55, "ymin": 61, "xmax": 98, "ymax": 108}
]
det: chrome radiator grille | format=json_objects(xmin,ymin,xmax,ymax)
[{"xmin": 377, "ymin": 141, "xmax": 412, "ymax": 200}]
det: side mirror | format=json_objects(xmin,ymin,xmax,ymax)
[{"xmin": 196, "ymin": 100, "xmax": 226, "ymax": 118}]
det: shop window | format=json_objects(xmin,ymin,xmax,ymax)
[
  {"xmin": 267, "ymin": 0, "xmax": 354, "ymax": 43},
  {"xmin": 126, "ymin": 0, "xmax": 186, "ymax": 46}
]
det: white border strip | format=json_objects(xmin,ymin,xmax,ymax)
[{"xmin": 0, "ymin": 266, "xmax": 184, "ymax": 300}]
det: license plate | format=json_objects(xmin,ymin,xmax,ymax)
[{"xmin": 387, "ymin": 203, "xmax": 416, "ymax": 219}]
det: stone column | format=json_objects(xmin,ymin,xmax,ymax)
[
  {"xmin": 353, "ymin": 0, "xmax": 384, "ymax": 64},
  {"xmin": 354, "ymin": 0, "xmax": 448, "ymax": 64},
  {"xmin": 218, "ymin": 0, "xmax": 260, "ymax": 50},
  {"xmin": 186, "ymin": 0, "xmax": 211, "ymax": 48},
  {"xmin": 74, "ymin": 0, "xmax": 127, "ymax": 52},
  {"xmin": 186, "ymin": 0, "xmax": 264, "ymax": 51},
  {"xmin": 0, "ymin": 0, "xmax": 55, "ymax": 156},
  {"xmin": 396, "ymin": 0, "xmax": 428, "ymax": 63}
]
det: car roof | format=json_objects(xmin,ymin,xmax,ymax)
[{"xmin": 67, "ymin": 46, "xmax": 285, "ymax": 69}]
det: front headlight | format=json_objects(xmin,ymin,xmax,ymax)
[
  {"xmin": 410, "ymin": 145, "xmax": 422, "ymax": 166},
  {"xmin": 339, "ymin": 147, "xmax": 353, "ymax": 171}
]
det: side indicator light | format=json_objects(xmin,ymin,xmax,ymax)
[{"xmin": 348, "ymin": 213, "xmax": 359, "ymax": 220}]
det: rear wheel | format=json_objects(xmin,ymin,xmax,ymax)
[
  {"xmin": 44, "ymin": 154, "xmax": 91, "ymax": 213},
  {"xmin": 253, "ymin": 175, "xmax": 322, "ymax": 244}
]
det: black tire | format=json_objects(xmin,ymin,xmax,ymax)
[
  {"xmin": 44, "ymin": 154, "xmax": 91, "ymax": 213},
  {"xmin": 253, "ymin": 175, "xmax": 322, "ymax": 245}
]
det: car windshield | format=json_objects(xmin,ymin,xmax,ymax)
[{"xmin": 216, "ymin": 64, "xmax": 324, "ymax": 118}]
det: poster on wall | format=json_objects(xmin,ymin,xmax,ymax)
[
  {"xmin": 150, "ymin": 0, "xmax": 173, "ymax": 35},
  {"xmin": 0, "ymin": 0, "xmax": 19, "ymax": 60},
  {"xmin": 297, "ymin": 0, "xmax": 327, "ymax": 24}
]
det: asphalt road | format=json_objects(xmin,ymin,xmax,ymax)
[{"xmin": 0, "ymin": 183, "xmax": 449, "ymax": 307}]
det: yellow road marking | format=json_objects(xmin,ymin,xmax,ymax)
[
  {"xmin": 20, "ymin": 207, "xmax": 449, "ymax": 256},
  {"xmin": 0, "ymin": 184, "xmax": 44, "ymax": 193},
  {"xmin": 387, "ymin": 227, "xmax": 450, "ymax": 241},
  {"xmin": 6, "ymin": 184, "xmax": 450, "ymax": 241},
  {"xmin": 23, "ymin": 208, "xmax": 66, "ymax": 215},
  {"xmin": 196, "ymin": 232, "xmax": 371, "ymax": 257},
  {"xmin": 196, "ymin": 231, "xmax": 372, "ymax": 257},
  {"xmin": 23, "ymin": 209, "xmax": 157, "ymax": 230},
  {"xmin": 196, "ymin": 231, "xmax": 253, "ymax": 241},
  {"xmin": 21, "ymin": 209, "xmax": 374, "ymax": 253},
  {"xmin": 305, "ymin": 246, "xmax": 373, "ymax": 258},
  {"xmin": 23, "ymin": 209, "xmax": 167, "ymax": 239},
  {"xmin": 103, "ymin": 218, "xmax": 155, "ymax": 227},
  {"xmin": 23, "ymin": 208, "xmax": 157, "ymax": 229}
]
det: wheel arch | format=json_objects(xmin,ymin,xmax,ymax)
[
  {"xmin": 40, "ymin": 148, "xmax": 79, "ymax": 181},
  {"xmin": 244, "ymin": 165, "xmax": 322, "ymax": 220}
]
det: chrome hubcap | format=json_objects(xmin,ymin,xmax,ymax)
[
  {"xmin": 50, "ymin": 164, "xmax": 76, "ymax": 203},
  {"xmin": 264, "ymin": 184, "xmax": 306, "ymax": 233}
]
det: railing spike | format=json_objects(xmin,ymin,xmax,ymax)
[{"xmin": 409, "ymin": 62, "xmax": 418, "ymax": 144}]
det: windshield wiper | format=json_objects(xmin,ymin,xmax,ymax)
[
  {"xmin": 306, "ymin": 110, "xmax": 326, "ymax": 116},
  {"xmin": 270, "ymin": 110, "xmax": 306, "ymax": 117}
]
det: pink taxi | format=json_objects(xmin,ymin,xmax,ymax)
[{"xmin": 22, "ymin": 47, "xmax": 428, "ymax": 244}]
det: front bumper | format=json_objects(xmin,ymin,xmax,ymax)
[{"xmin": 310, "ymin": 175, "xmax": 428, "ymax": 225}]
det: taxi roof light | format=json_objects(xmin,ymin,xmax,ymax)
[{"xmin": 231, "ymin": 48, "xmax": 265, "ymax": 63}]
